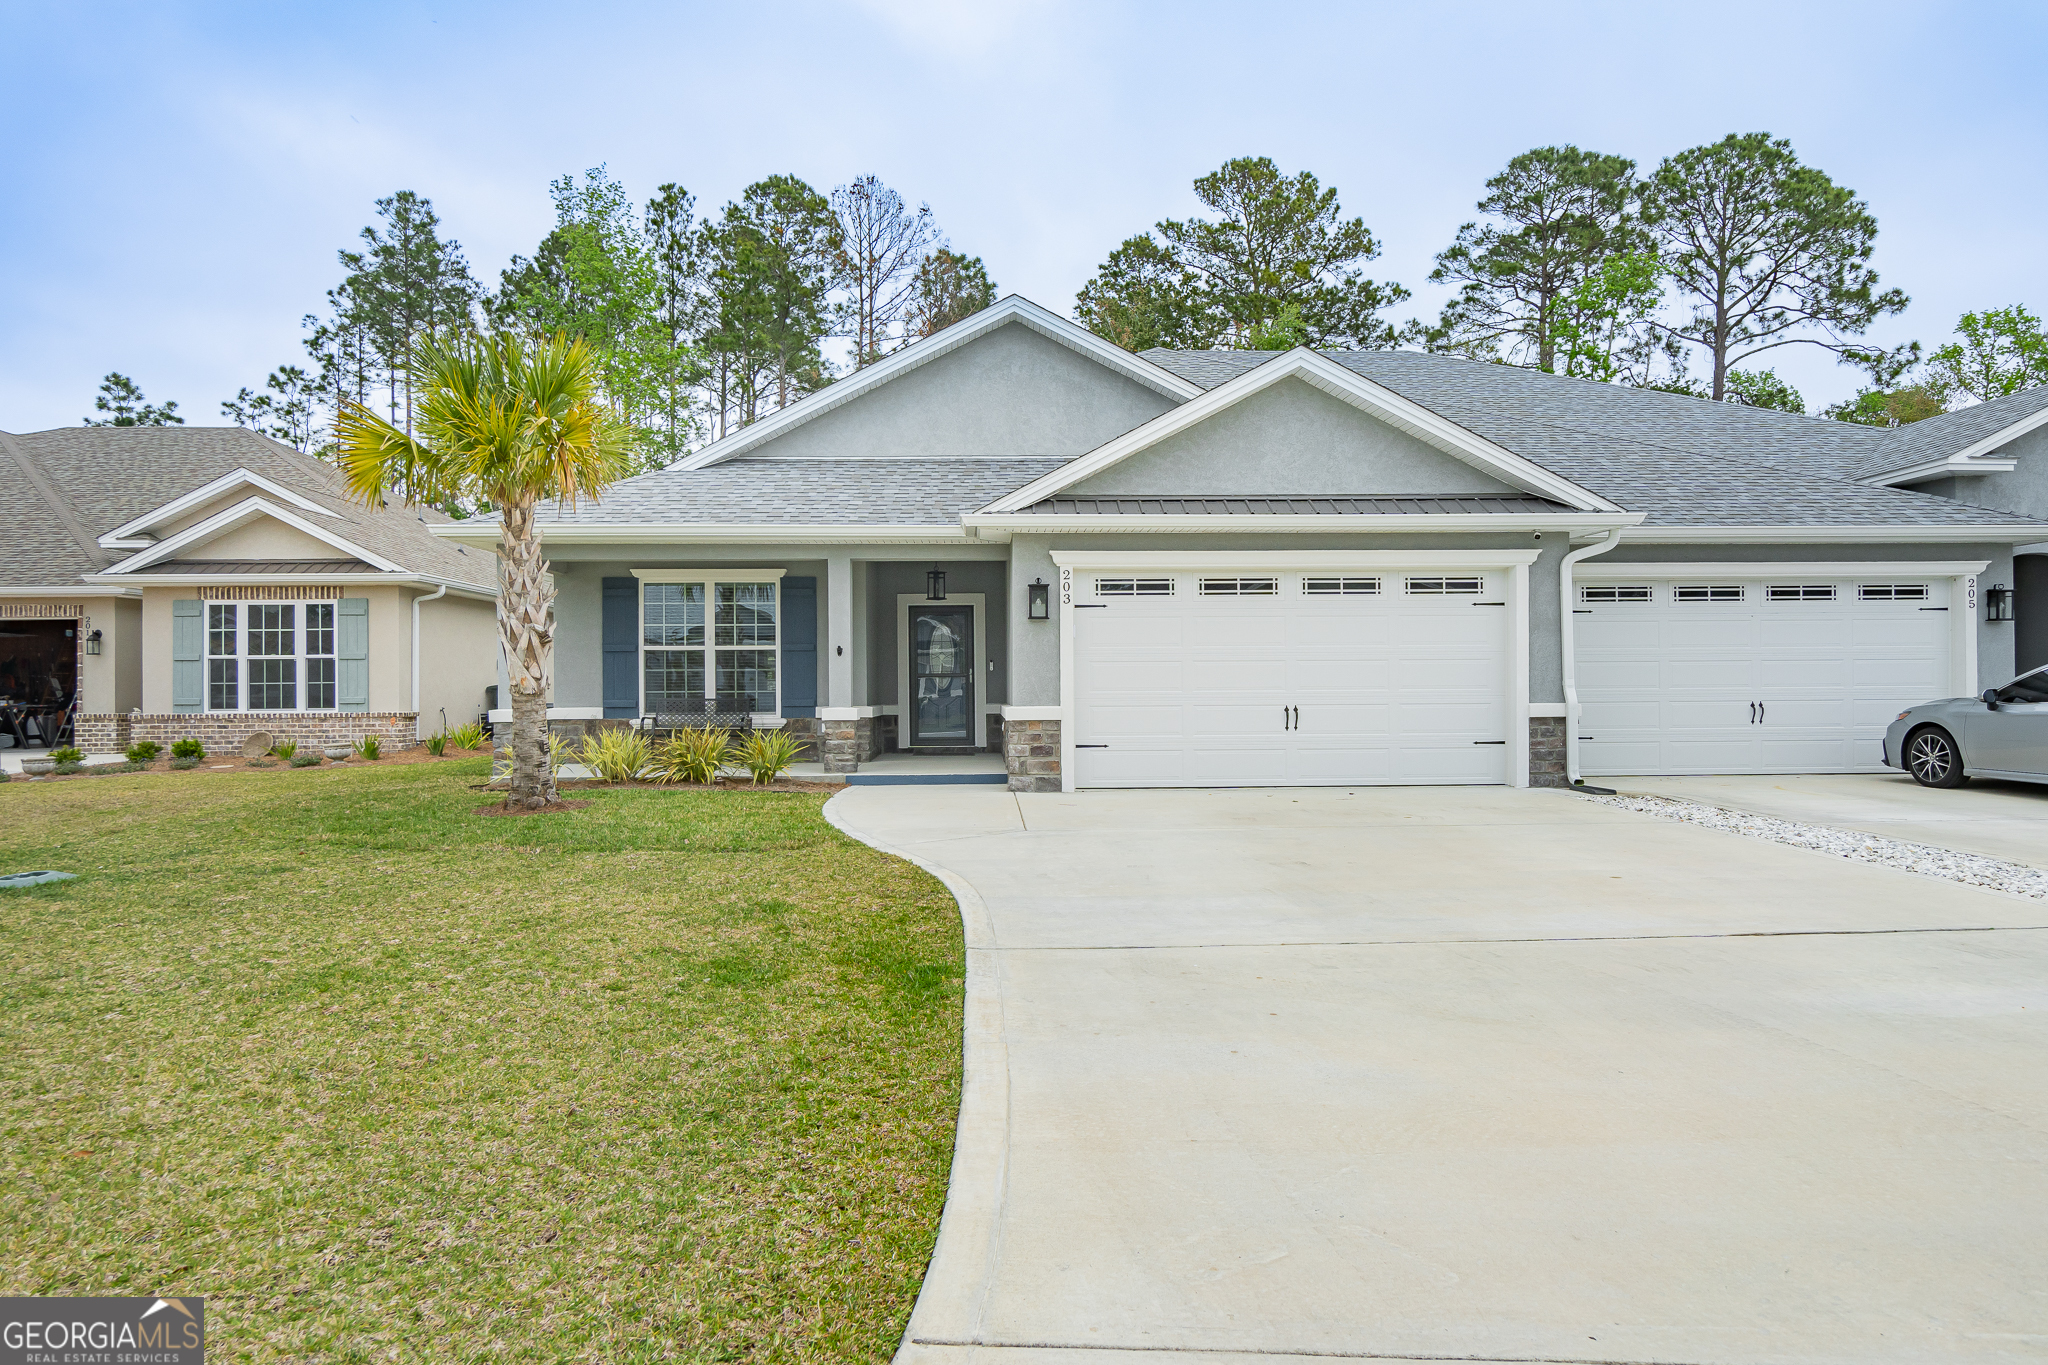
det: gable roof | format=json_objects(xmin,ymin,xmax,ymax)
[
  {"xmin": 0, "ymin": 426, "xmax": 496, "ymax": 591},
  {"xmin": 984, "ymin": 348, "xmax": 1622, "ymax": 514},
  {"xmin": 673, "ymin": 296, "xmax": 1203, "ymax": 470},
  {"xmin": 1862, "ymin": 383, "xmax": 2048, "ymax": 481}
]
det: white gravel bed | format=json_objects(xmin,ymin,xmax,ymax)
[{"xmin": 1576, "ymin": 791, "xmax": 2048, "ymax": 901}]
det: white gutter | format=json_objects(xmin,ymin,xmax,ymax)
[
  {"xmin": 1560, "ymin": 529, "xmax": 1626, "ymax": 786},
  {"xmin": 411, "ymin": 582, "xmax": 448, "ymax": 740}
]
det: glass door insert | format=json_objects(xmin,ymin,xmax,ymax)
[{"xmin": 911, "ymin": 606, "xmax": 973, "ymax": 745}]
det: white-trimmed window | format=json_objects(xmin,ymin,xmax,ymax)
[
  {"xmin": 1674, "ymin": 584, "xmax": 1745, "ymax": 602},
  {"xmin": 1580, "ymin": 584, "xmax": 1652, "ymax": 603},
  {"xmin": 1302, "ymin": 576, "xmax": 1380, "ymax": 595},
  {"xmin": 642, "ymin": 579, "xmax": 778, "ymax": 714},
  {"xmin": 1405, "ymin": 575, "xmax": 1484, "ymax": 595},
  {"xmin": 1859, "ymin": 583, "xmax": 1929, "ymax": 601},
  {"xmin": 1199, "ymin": 576, "xmax": 1278, "ymax": 595},
  {"xmin": 1095, "ymin": 577, "xmax": 1174, "ymax": 596},
  {"xmin": 204, "ymin": 601, "xmax": 338, "ymax": 711},
  {"xmin": 1767, "ymin": 584, "xmax": 1838, "ymax": 601}
]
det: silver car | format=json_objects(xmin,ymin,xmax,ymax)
[{"xmin": 1885, "ymin": 665, "xmax": 2048, "ymax": 788}]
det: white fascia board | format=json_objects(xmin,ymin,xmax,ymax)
[
  {"xmin": 0, "ymin": 584, "xmax": 144, "ymax": 598},
  {"xmin": 99, "ymin": 496, "xmax": 405, "ymax": 574},
  {"xmin": 452, "ymin": 522, "xmax": 985, "ymax": 546},
  {"xmin": 1607, "ymin": 524, "xmax": 2048, "ymax": 544},
  {"xmin": 1578, "ymin": 560, "xmax": 1991, "ymax": 578},
  {"xmin": 673, "ymin": 296, "xmax": 1203, "ymax": 471},
  {"xmin": 1933, "ymin": 401, "xmax": 2048, "ymax": 466},
  {"xmin": 98, "ymin": 467, "xmax": 341, "ymax": 547},
  {"xmin": 1862, "ymin": 455, "xmax": 2020, "ymax": 487},
  {"xmin": 79, "ymin": 570, "xmax": 497, "ymax": 599},
  {"xmin": 1051, "ymin": 548, "xmax": 1545, "ymax": 569},
  {"xmin": 980, "ymin": 349, "xmax": 1620, "ymax": 514},
  {"xmin": 964, "ymin": 511, "xmax": 1641, "ymax": 535}
]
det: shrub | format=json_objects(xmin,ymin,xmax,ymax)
[
  {"xmin": 170, "ymin": 737, "xmax": 205, "ymax": 760},
  {"xmin": 118, "ymin": 761, "xmax": 148, "ymax": 773},
  {"xmin": 730, "ymin": 728, "xmax": 804, "ymax": 786},
  {"xmin": 424, "ymin": 732, "xmax": 447, "ymax": 757},
  {"xmin": 289, "ymin": 752, "xmax": 322, "ymax": 768},
  {"xmin": 54, "ymin": 760, "xmax": 85, "ymax": 775},
  {"xmin": 0, "ymin": 770, "xmax": 10, "ymax": 782},
  {"xmin": 126, "ymin": 740, "xmax": 161, "ymax": 763},
  {"xmin": 169, "ymin": 756, "xmax": 199, "ymax": 771},
  {"xmin": 352, "ymin": 735, "xmax": 382, "ymax": 761},
  {"xmin": 245, "ymin": 758, "xmax": 275, "ymax": 768},
  {"xmin": 655, "ymin": 727, "xmax": 731, "ymax": 785},
  {"xmin": 49, "ymin": 746, "xmax": 84, "ymax": 764},
  {"xmin": 449, "ymin": 720, "xmax": 486, "ymax": 751},
  {"xmin": 580, "ymin": 728, "xmax": 652, "ymax": 783},
  {"xmin": 270, "ymin": 739, "xmax": 298, "ymax": 761}
]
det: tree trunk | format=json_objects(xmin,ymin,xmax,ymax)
[{"xmin": 498, "ymin": 496, "xmax": 558, "ymax": 808}]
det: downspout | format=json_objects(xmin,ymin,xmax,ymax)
[
  {"xmin": 1560, "ymin": 529, "xmax": 1624, "ymax": 786},
  {"xmin": 411, "ymin": 582, "xmax": 448, "ymax": 741}
]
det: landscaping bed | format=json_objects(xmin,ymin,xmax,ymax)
[{"xmin": 0, "ymin": 756, "xmax": 964, "ymax": 1361}]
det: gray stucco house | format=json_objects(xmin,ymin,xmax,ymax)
[{"xmin": 431, "ymin": 296, "xmax": 2048, "ymax": 793}]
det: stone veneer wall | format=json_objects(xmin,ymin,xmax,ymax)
[
  {"xmin": 90, "ymin": 711, "xmax": 418, "ymax": 756},
  {"xmin": 1003, "ymin": 717, "xmax": 1061, "ymax": 793},
  {"xmin": 1528, "ymin": 716, "xmax": 1568, "ymax": 788},
  {"xmin": 820, "ymin": 715, "xmax": 880, "ymax": 773}
]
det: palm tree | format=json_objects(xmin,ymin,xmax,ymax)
[{"xmin": 336, "ymin": 332, "xmax": 631, "ymax": 808}]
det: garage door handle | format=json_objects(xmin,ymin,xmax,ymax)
[
  {"xmin": 1472, "ymin": 740, "xmax": 1506, "ymax": 745},
  {"xmin": 1074, "ymin": 743, "xmax": 1108, "ymax": 749}
]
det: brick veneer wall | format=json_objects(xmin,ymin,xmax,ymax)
[
  {"xmin": 1003, "ymin": 717, "xmax": 1061, "ymax": 793},
  {"xmin": 92, "ymin": 711, "xmax": 418, "ymax": 756},
  {"xmin": 1529, "ymin": 716, "xmax": 1568, "ymax": 788}
]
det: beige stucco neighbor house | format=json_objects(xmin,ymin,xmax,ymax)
[{"xmin": 0, "ymin": 425, "xmax": 498, "ymax": 756}]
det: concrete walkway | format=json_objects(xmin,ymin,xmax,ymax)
[
  {"xmin": 1611, "ymin": 772, "xmax": 2048, "ymax": 870},
  {"xmin": 826, "ymin": 785, "xmax": 2048, "ymax": 1365}
]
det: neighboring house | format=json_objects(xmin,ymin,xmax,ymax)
[
  {"xmin": 431, "ymin": 295, "xmax": 2048, "ymax": 793},
  {"xmin": 0, "ymin": 426, "xmax": 499, "ymax": 754}
]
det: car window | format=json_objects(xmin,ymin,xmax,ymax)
[{"xmin": 1996, "ymin": 670, "xmax": 2048, "ymax": 705}]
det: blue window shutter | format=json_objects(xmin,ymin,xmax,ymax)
[
  {"xmin": 602, "ymin": 577, "xmax": 640, "ymax": 718},
  {"xmin": 337, "ymin": 597, "xmax": 369, "ymax": 712},
  {"xmin": 780, "ymin": 576, "xmax": 817, "ymax": 718},
  {"xmin": 171, "ymin": 599, "xmax": 203, "ymax": 713}
]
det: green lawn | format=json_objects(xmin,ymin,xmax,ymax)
[{"xmin": 0, "ymin": 759, "xmax": 963, "ymax": 1362}]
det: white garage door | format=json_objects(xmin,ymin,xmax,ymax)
[
  {"xmin": 1577, "ymin": 575, "xmax": 1955, "ymax": 776},
  {"xmin": 1071, "ymin": 569, "xmax": 1510, "ymax": 788}
]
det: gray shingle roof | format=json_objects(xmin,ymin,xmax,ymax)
[
  {"xmin": 1140, "ymin": 349, "xmax": 2045, "ymax": 528},
  {"xmin": 534, "ymin": 458, "xmax": 1073, "ymax": 526},
  {"xmin": 0, "ymin": 426, "xmax": 495, "ymax": 590},
  {"xmin": 1014, "ymin": 495, "xmax": 1577, "ymax": 516},
  {"xmin": 1880, "ymin": 384, "xmax": 2048, "ymax": 471}
]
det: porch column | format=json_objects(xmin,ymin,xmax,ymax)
[{"xmin": 820, "ymin": 553, "xmax": 873, "ymax": 772}]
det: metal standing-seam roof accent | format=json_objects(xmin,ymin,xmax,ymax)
[{"xmin": 1012, "ymin": 495, "xmax": 1581, "ymax": 516}]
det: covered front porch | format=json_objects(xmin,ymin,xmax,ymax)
[{"xmin": 526, "ymin": 543, "xmax": 1046, "ymax": 783}]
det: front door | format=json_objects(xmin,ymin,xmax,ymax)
[{"xmin": 910, "ymin": 606, "xmax": 973, "ymax": 746}]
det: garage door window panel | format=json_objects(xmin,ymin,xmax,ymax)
[
  {"xmin": 1675, "ymin": 585, "xmax": 1745, "ymax": 602},
  {"xmin": 1859, "ymin": 584, "xmax": 1929, "ymax": 601}
]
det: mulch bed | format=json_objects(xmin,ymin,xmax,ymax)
[
  {"xmin": 474, "ymin": 799, "xmax": 594, "ymax": 817},
  {"xmin": 6, "ymin": 747, "xmax": 493, "ymax": 782},
  {"xmin": 478, "ymin": 777, "xmax": 840, "ymax": 795}
]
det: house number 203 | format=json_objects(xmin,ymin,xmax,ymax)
[{"xmin": 1060, "ymin": 568, "xmax": 1072, "ymax": 606}]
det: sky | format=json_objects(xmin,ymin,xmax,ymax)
[{"xmin": 3, "ymin": 0, "xmax": 2044, "ymax": 432}]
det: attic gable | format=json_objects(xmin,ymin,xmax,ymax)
[{"xmin": 1066, "ymin": 376, "xmax": 1523, "ymax": 498}]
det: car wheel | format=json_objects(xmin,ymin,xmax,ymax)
[{"xmin": 1905, "ymin": 727, "xmax": 1968, "ymax": 788}]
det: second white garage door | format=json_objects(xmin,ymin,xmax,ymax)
[
  {"xmin": 1577, "ymin": 573, "xmax": 1958, "ymax": 775},
  {"xmin": 1070, "ymin": 569, "xmax": 1511, "ymax": 788}
]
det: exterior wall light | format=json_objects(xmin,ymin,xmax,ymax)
[
  {"xmin": 1986, "ymin": 583, "xmax": 2014, "ymax": 622},
  {"xmin": 1028, "ymin": 578, "xmax": 1050, "ymax": 620},
  {"xmin": 85, "ymin": 629, "xmax": 103, "ymax": 656},
  {"xmin": 926, "ymin": 567, "xmax": 947, "ymax": 601}
]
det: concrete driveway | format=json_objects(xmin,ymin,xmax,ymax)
[
  {"xmin": 1608, "ymin": 772, "xmax": 2048, "ymax": 870},
  {"xmin": 828, "ymin": 785, "xmax": 2048, "ymax": 1365}
]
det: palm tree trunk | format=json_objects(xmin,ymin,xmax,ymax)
[{"xmin": 498, "ymin": 496, "xmax": 558, "ymax": 808}]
